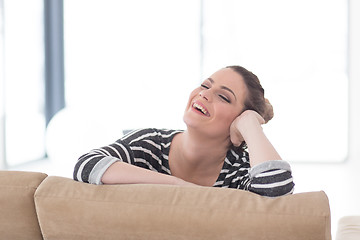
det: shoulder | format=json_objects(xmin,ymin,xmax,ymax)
[{"xmin": 120, "ymin": 128, "xmax": 183, "ymax": 145}]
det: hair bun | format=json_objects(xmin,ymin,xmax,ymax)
[{"xmin": 263, "ymin": 98, "xmax": 274, "ymax": 123}]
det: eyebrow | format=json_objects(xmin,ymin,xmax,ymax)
[{"xmin": 207, "ymin": 78, "xmax": 237, "ymax": 100}]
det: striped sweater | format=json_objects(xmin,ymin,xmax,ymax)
[{"xmin": 73, "ymin": 128, "xmax": 294, "ymax": 197}]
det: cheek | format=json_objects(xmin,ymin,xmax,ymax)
[
  {"xmin": 217, "ymin": 107, "xmax": 239, "ymax": 125},
  {"xmin": 186, "ymin": 88, "xmax": 200, "ymax": 104},
  {"xmin": 190, "ymin": 88, "xmax": 200, "ymax": 97}
]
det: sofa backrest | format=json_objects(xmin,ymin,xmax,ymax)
[
  {"xmin": 0, "ymin": 170, "xmax": 47, "ymax": 240},
  {"xmin": 34, "ymin": 176, "xmax": 331, "ymax": 240}
]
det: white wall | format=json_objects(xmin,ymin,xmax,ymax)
[{"xmin": 291, "ymin": 0, "xmax": 360, "ymax": 236}]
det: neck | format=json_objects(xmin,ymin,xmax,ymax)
[{"xmin": 172, "ymin": 127, "xmax": 231, "ymax": 177}]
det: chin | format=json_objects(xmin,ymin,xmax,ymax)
[
  {"xmin": 183, "ymin": 115, "xmax": 226, "ymax": 138},
  {"xmin": 183, "ymin": 114, "xmax": 204, "ymax": 132},
  {"xmin": 182, "ymin": 113, "xmax": 195, "ymax": 129}
]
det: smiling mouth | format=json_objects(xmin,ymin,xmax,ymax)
[{"xmin": 192, "ymin": 102, "xmax": 210, "ymax": 117}]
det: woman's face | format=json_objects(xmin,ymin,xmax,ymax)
[{"xmin": 183, "ymin": 68, "xmax": 248, "ymax": 139}]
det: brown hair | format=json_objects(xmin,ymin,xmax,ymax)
[{"xmin": 226, "ymin": 65, "xmax": 274, "ymax": 123}]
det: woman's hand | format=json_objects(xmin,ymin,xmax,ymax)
[
  {"xmin": 230, "ymin": 110, "xmax": 281, "ymax": 166},
  {"xmin": 230, "ymin": 110, "xmax": 265, "ymax": 147}
]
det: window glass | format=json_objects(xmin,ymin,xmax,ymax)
[
  {"xmin": 202, "ymin": 0, "xmax": 348, "ymax": 162},
  {"xmin": 3, "ymin": 0, "xmax": 45, "ymax": 166},
  {"xmin": 0, "ymin": 0, "xmax": 4, "ymax": 168},
  {"xmin": 64, "ymin": 0, "xmax": 348, "ymax": 163},
  {"xmin": 64, "ymin": 0, "xmax": 201, "ymax": 135}
]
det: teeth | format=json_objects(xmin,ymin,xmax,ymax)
[{"xmin": 193, "ymin": 103, "xmax": 208, "ymax": 115}]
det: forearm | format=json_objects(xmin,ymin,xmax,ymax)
[
  {"xmin": 242, "ymin": 126, "xmax": 294, "ymax": 197},
  {"xmin": 102, "ymin": 161, "xmax": 184, "ymax": 185},
  {"xmin": 242, "ymin": 121, "xmax": 281, "ymax": 167}
]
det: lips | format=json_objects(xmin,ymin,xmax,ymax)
[{"xmin": 192, "ymin": 101, "xmax": 210, "ymax": 117}]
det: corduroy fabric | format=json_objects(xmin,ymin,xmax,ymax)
[
  {"xmin": 336, "ymin": 216, "xmax": 360, "ymax": 240},
  {"xmin": 0, "ymin": 170, "xmax": 47, "ymax": 240},
  {"xmin": 35, "ymin": 176, "xmax": 331, "ymax": 240}
]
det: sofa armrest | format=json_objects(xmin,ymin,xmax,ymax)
[
  {"xmin": 35, "ymin": 176, "xmax": 331, "ymax": 240},
  {"xmin": 0, "ymin": 170, "xmax": 48, "ymax": 240}
]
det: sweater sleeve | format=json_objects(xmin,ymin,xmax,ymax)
[
  {"xmin": 73, "ymin": 140, "xmax": 134, "ymax": 185},
  {"xmin": 247, "ymin": 160, "xmax": 295, "ymax": 197},
  {"xmin": 73, "ymin": 128, "xmax": 176, "ymax": 185}
]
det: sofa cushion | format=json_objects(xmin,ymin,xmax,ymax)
[
  {"xmin": 0, "ymin": 170, "xmax": 47, "ymax": 240},
  {"xmin": 336, "ymin": 216, "xmax": 360, "ymax": 239},
  {"xmin": 35, "ymin": 176, "xmax": 331, "ymax": 240}
]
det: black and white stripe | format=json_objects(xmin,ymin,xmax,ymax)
[{"xmin": 73, "ymin": 128, "xmax": 294, "ymax": 197}]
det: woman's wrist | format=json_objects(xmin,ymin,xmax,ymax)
[
  {"xmin": 232, "ymin": 110, "xmax": 264, "ymax": 144},
  {"xmin": 172, "ymin": 176, "xmax": 198, "ymax": 186},
  {"xmin": 239, "ymin": 118, "xmax": 263, "ymax": 143}
]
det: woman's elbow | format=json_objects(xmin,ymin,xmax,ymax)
[{"xmin": 249, "ymin": 180, "xmax": 295, "ymax": 197}]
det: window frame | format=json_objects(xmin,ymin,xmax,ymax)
[{"xmin": 0, "ymin": 0, "xmax": 65, "ymax": 168}]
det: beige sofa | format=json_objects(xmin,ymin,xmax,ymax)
[{"xmin": 0, "ymin": 170, "xmax": 331, "ymax": 240}]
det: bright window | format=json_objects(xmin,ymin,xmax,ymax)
[
  {"xmin": 201, "ymin": 0, "xmax": 348, "ymax": 162},
  {"xmin": 1, "ymin": 0, "xmax": 46, "ymax": 166},
  {"xmin": 64, "ymin": 0, "xmax": 348, "ymax": 162},
  {"xmin": 64, "ymin": 0, "xmax": 201, "ymax": 132}
]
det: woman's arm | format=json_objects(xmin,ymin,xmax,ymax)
[
  {"xmin": 75, "ymin": 151, "xmax": 196, "ymax": 186},
  {"xmin": 102, "ymin": 161, "xmax": 197, "ymax": 186},
  {"xmin": 230, "ymin": 110, "xmax": 281, "ymax": 167},
  {"xmin": 230, "ymin": 110, "xmax": 294, "ymax": 196},
  {"xmin": 73, "ymin": 130, "xmax": 197, "ymax": 186}
]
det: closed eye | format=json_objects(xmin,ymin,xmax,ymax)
[
  {"xmin": 219, "ymin": 95, "xmax": 230, "ymax": 103},
  {"xmin": 201, "ymin": 84, "xmax": 231, "ymax": 103}
]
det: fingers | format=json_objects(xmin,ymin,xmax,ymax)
[
  {"xmin": 239, "ymin": 110, "xmax": 265, "ymax": 125},
  {"xmin": 230, "ymin": 110, "xmax": 264, "ymax": 146},
  {"xmin": 230, "ymin": 135, "xmax": 241, "ymax": 147},
  {"xmin": 230, "ymin": 121, "xmax": 244, "ymax": 147}
]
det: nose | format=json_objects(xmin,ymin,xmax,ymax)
[{"xmin": 199, "ymin": 90, "xmax": 211, "ymax": 101}]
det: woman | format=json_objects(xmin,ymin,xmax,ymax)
[{"xmin": 73, "ymin": 65, "xmax": 294, "ymax": 197}]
